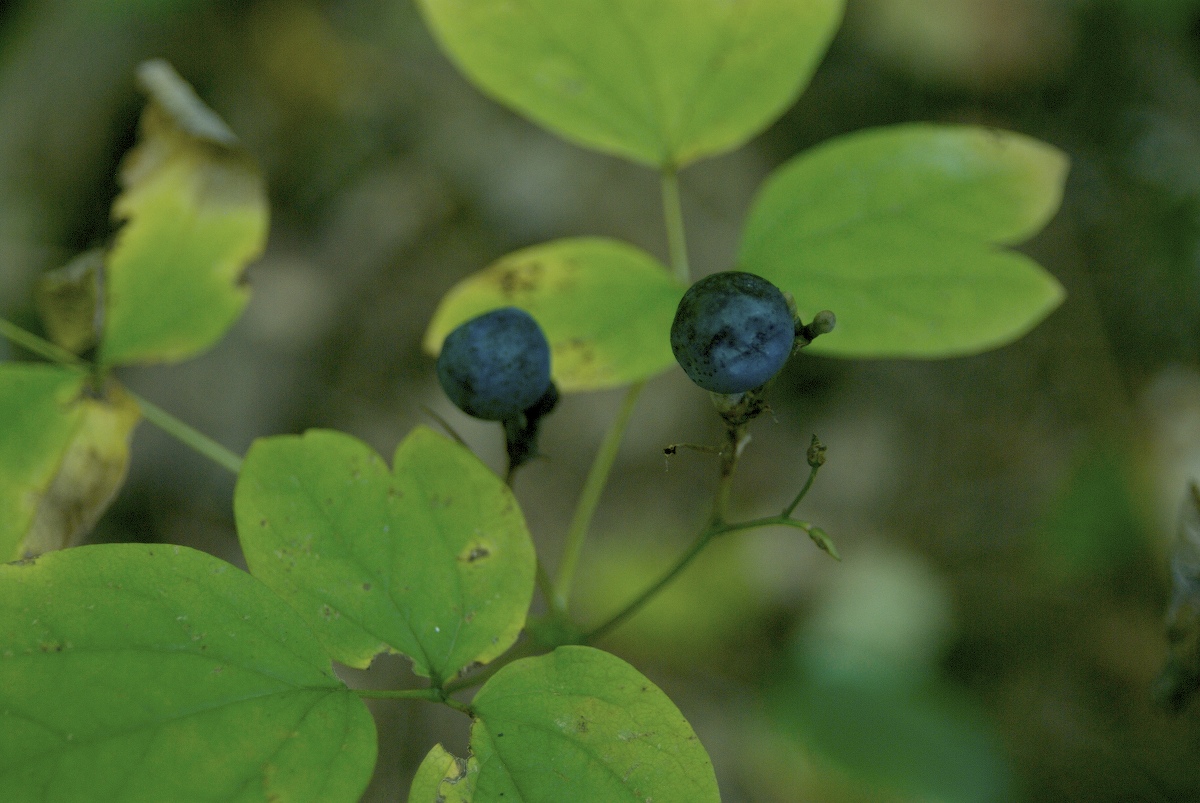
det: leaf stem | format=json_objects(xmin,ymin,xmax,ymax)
[
  {"xmin": 1, "ymin": 317, "xmax": 245, "ymax": 475},
  {"xmin": 709, "ymin": 422, "xmax": 746, "ymax": 526},
  {"xmin": 443, "ymin": 637, "xmax": 541, "ymax": 696},
  {"xmin": 782, "ymin": 460, "xmax": 820, "ymax": 519},
  {"xmin": 125, "ymin": 389, "xmax": 244, "ymax": 475},
  {"xmin": 553, "ymin": 380, "xmax": 644, "ymax": 613},
  {"xmin": 660, "ymin": 166, "xmax": 690, "ymax": 283},
  {"xmin": 535, "ymin": 559, "xmax": 555, "ymax": 607},
  {"xmin": 352, "ymin": 687, "xmax": 445, "ymax": 702},
  {"xmin": 0, "ymin": 317, "xmax": 84, "ymax": 366},
  {"xmin": 584, "ymin": 436, "xmax": 836, "ymax": 642},
  {"xmin": 584, "ymin": 525, "xmax": 717, "ymax": 645}
]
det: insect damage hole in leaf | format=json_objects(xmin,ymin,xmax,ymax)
[{"xmin": 234, "ymin": 426, "xmax": 537, "ymax": 682}]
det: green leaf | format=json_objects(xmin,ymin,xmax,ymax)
[
  {"xmin": 0, "ymin": 364, "xmax": 140, "ymax": 561},
  {"xmin": 234, "ymin": 426, "xmax": 536, "ymax": 683},
  {"xmin": 416, "ymin": 0, "xmax": 845, "ymax": 168},
  {"xmin": 739, "ymin": 123, "xmax": 1069, "ymax": 357},
  {"xmin": 99, "ymin": 59, "xmax": 268, "ymax": 368},
  {"xmin": 0, "ymin": 543, "xmax": 376, "ymax": 802},
  {"xmin": 424, "ymin": 238, "xmax": 684, "ymax": 392},
  {"xmin": 462, "ymin": 646, "xmax": 720, "ymax": 802}
]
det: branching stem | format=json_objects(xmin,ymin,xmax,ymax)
[
  {"xmin": 0, "ymin": 316, "xmax": 84, "ymax": 366},
  {"xmin": 1, "ymin": 317, "xmax": 245, "ymax": 474},
  {"xmin": 584, "ymin": 434, "xmax": 835, "ymax": 643}
]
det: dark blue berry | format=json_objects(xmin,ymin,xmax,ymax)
[
  {"xmin": 670, "ymin": 271, "xmax": 795, "ymax": 394},
  {"xmin": 437, "ymin": 307, "xmax": 552, "ymax": 420}
]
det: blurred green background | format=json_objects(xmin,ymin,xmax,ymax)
[{"xmin": 4, "ymin": 0, "xmax": 1200, "ymax": 800}]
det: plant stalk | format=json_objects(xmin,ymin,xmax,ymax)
[
  {"xmin": 125, "ymin": 389, "xmax": 245, "ymax": 475},
  {"xmin": 660, "ymin": 166, "xmax": 690, "ymax": 283},
  {"xmin": 0, "ymin": 317, "xmax": 84, "ymax": 366},
  {"xmin": 553, "ymin": 380, "xmax": 644, "ymax": 613}
]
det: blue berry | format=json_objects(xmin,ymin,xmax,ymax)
[
  {"xmin": 670, "ymin": 271, "xmax": 795, "ymax": 394},
  {"xmin": 437, "ymin": 307, "xmax": 552, "ymax": 420}
]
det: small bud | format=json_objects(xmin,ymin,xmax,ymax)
[
  {"xmin": 807, "ymin": 435, "xmax": 826, "ymax": 469},
  {"xmin": 794, "ymin": 310, "xmax": 837, "ymax": 351},
  {"xmin": 808, "ymin": 310, "xmax": 836, "ymax": 336},
  {"xmin": 807, "ymin": 526, "xmax": 840, "ymax": 561}
]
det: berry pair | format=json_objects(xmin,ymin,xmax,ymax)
[{"xmin": 435, "ymin": 272, "xmax": 832, "ymax": 427}]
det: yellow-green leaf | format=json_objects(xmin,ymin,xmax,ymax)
[
  {"xmin": 739, "ymin": 123, "xmax": 1068, "ymax": 357},
  {"xmin": 0, "ymin": 364, "xmax": 88, "ymax": 561},
  {"xmin": 23, "ymin": 381, "xmax": 140, "ymax": 557},
  {"xmin": 417, "ymin": 0, "xmax": 845, "ymax": 168},
  {"xmin": 410, "ymin": 744, "xmax": 472, "ymax": 803},
  {"xmin": 0, "ymin": 364, "xmax": 140, "ymax": 561},
  {"xmin": 425, "ymin": 238, "xmax": 685, "ymax": 392},
  {"xmin": 99, "ymin": 59, "xmax": 268, "ymax": 368},
  {"xmin": 34, "ymin": 249, "xmax": 104, "ymax": 355}
]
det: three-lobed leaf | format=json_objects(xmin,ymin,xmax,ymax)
[
  {"xmin": 99, "ymin": 59, "xmax": 268, "ymax": 368},
  {"xmin": 0, "ymin": 543, "xmax": 376, "ymax": 802},
  {"xmin": 739, "ymin": 123, "xmax": 1068, "ymax": 357},
  {"xmin": 417, "ymin": 0, "xmax": 845, "ymax": 168},
  {"xmin": 234, "ymin": 426, "xmax": 536, "ymax": 683},
  {"xmin": 428, "ymin": 646, "xmax": 721, "ymax": 802},
  {"xmin": 0, "ymin": 363, "xmax": 140, "ymax": 561},
  {"xmin": 424, "ymin": 237, "xmax": 684, "ymax": 392}
]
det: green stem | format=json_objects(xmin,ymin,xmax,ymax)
[
  {"xmin": 709, "ymin": 422, "xmax": 745, "ymax": 526},
  {"xmin": 585, "ymin": 526, "xmax": 717, "ymax": 644},
  {"xmin": 586, "ymin": 449, "xmax": 833, "ymax": 643},
  {"xmin": 126, "ymin": 390, "xmax": 244, "ymax": 475},
  {"xmin": 660, "ymin": 166, "xmax": 690, "ymax": 283},
  {"xmin": 443, "ymin": 637, "xmax": 541, "ymax": 696},
  {"xmin": 0, "ymin": 317, "xmax": 84, "ymax": 366},
  {"xmin": 0, "ymin": 317, "xmax": 245, "ymax": 476},
  {"xmin": 352, "ymin": 687, "xmax": 445, "ymax": 702},
  {"xmin": 553, "ymin": 380, "xmax": 644, "ymax": 613},
  {"xmin": 535, "ymin": 559, "xmax": 555, "ymax": 607},
  {"xmin": 715, "ymin": 515, "xmax": 840, "ymax": 560},
  {"xmin": 782, "ymin": 461, "xmax": 820, "ymax": 519}
]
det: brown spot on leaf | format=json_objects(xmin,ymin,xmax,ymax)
[{"xmin": 495, "ymin": 259, "xmax": 544, "ymax": 298}]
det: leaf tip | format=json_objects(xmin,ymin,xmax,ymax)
[{"xmin": 136, "ymin": 59, "xmax": 239, "ymax": 146}]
